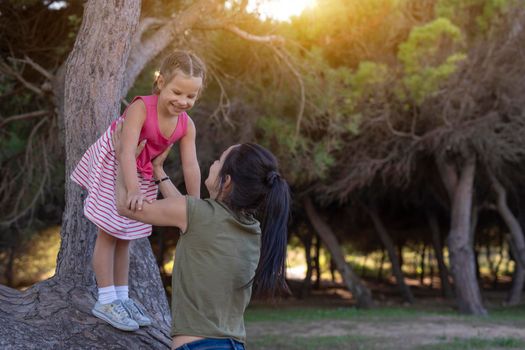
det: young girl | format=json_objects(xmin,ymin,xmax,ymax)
[{"xmin": 70, "ymin": 51, "xmax": 206, "ymax": 331}]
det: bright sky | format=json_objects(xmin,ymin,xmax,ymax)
[{"xmin": 247, "ymin": 0, "xmax": 317, "ymax": 21}]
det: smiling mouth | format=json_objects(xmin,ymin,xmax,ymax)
[{"xmin": 171, "ymin": 103, "xmax": 186, "ymax": 110}]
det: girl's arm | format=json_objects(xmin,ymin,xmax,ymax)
[
  {"xmin": 120, "ymin": 100, "xmax": 147, "ymax": 210},
  {"xmin": 179, "ymin": 118, "xmax": 201, "ymax": 197},
  {"xmin": 113, "ymin": 124, "xmax": 188, "ymax": 230},
  {"xmin": 152, "ymin": 145, "xmax": 182, "ymax": 199}
]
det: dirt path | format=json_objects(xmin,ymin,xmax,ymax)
[{"xmin": 247, "ymin": 316, "xmax": 525, "ymax": 349}]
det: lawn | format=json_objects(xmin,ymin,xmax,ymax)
[{"xmin": 245, "ymin": 301, "xmax": 525, "ymax": 350}]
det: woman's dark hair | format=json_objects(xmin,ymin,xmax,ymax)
[{"xmin": 217, "ymin": 143, "xmax": 291, "ymax": 297}]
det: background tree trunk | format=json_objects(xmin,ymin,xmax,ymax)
[
  {"xmin": 489, "ymin": 171, "xmax": 525, "ymax": 269},
  {"xmin": 0, "ymin": 1, "xmax": 172, "ymax": 347},
  {"xmin": 304, "ymin": 197, "xmax": 374, "ymax": 308},
  {"xmin": 426, "ymin": 210, "xmax": 454, "ymax": 299},
  {"xmin": 367, "ymin": 207, "xmax": 415, "ymax": 304},
  {"xmin": 507, "ymin": 256, "xmax": 525, "ymax": 305},
  {"xmin": 437, "ymin": 155, "xmax": 487, "ymax": 315}
]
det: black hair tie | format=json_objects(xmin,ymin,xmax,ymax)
[{"xmin": 266, "ymin": 171, "xmax": 280, "ymax": 186}]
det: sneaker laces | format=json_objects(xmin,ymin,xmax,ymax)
[
  {"xmin": 125, "ymin": 299, "xmax": 145, "ymax": 316},
  {"xmin": 112, "ymin": 302, "xmax": 131, "ymax": 320}
]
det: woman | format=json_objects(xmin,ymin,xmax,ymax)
[{"xmin": 113, "ymin": 125, "xmax": 290, "ymax": 350}]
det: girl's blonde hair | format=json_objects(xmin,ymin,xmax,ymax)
[{"xmin": 152, "ymin": 50, "xmax": 207, "ymax": 94}]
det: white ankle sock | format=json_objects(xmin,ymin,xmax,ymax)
[
  {"xmin": 115, "ymin": 285, "xmax": 129, "ymax": 300},
  {"xmin": 98, "ymin": 285, "xmax": 117, "ymax": 305}
]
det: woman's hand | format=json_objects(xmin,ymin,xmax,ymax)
[{"xmin": 112, "ymin": 121, "xmax": 146, "ymax": 160}]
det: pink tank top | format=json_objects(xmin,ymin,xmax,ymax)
[{"xmin": 111, "ymin": 95, "xmax": 188, "ymax": 180}]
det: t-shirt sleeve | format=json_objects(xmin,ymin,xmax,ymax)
[
  {"xmin": 184, "ymin": 196, "xmax": 215, "ymax": 235},
  {"xmin": 183, "ymin": 195, "xmax": 196, "ymax": 235}
]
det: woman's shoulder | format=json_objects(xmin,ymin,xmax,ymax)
[
  {"xmin": 185, "ymin": 197, "xmax": 261, "ymax": 237},
  {"xmin": 186, "ymin": 196, "xmax": 221, "ymax": 213}
]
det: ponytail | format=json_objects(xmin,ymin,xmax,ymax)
[
  {"xmin": 253, "ymin": 174, "xmax": 291, "ymax": 298},
  {"xmin": 218, "ymin": 143, "xmax": 291, "ymax": 298}
]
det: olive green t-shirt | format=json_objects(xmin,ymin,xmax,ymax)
[{"xmin": 170, "ymin": 196, "xmax": 261, "ymax": 343}]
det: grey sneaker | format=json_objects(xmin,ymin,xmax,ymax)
[
  {"xmin": 122, "ymin": 298, "xmax": 152, "ymax": 326},
  {"xmin": 92, "ymin": 299, "xmax": 139, "ymax": 331}
]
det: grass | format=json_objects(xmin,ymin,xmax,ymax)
[
  {"xmin": 250, "ymin": 334, "xmax": 378, "ymax": 350},
  {"xmin": 246, "ymin": 303, "xmax": 525, "ymax": 323},
  {"xmin": 246, "ymin": 304, "xmax": 525, "ymax": 350},
  {"xmin": 416, "ymin": 337, "xmax": 525, "ymax": 349},
  {"xmin": 245, "ymin": 305, "xmax": 453, "ymax": 323}
]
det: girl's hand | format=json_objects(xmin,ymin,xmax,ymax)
[
  {"xmin": 112, "ymin": 121, "xmax": 147, "ymax": 159},
  {"xmin": 127, "ymin": 190, "xmax": 146, "ymax": 211},
  {"xmin": 152, "ymin": 144, "xmax": 173, "ymax": 168}
]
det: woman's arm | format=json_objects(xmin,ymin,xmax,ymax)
[
  {"xmin": 115, "ymin": 162, "xmax": 188, "ymax": 230},
  {"xmin": 179, "ymin": 118, "xmax": 201, "ymax": 197}
]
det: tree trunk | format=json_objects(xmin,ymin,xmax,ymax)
[
  {"xmin": 436, "ymin": 155, "xmax": 487, "ymax": 315},
  {"xmin": 419, "ymin": 245, "xmax": 426, "ymax": 286},
  {"xmin": 489, "ymin": 171, "xmax": 525, "ymax": 269},
  {"xmin": 313, "ymin": 234, "xmax": 322, "ymax": 289},
  {"xmin": 426, "ymin": 210, "xmax": 454, "ymax": 299},
  {"xmin": 507, "ymin": 257, "xmax": 525, "ymax": 305},
  {"xmin": 298, "ymin": 229, "xmax": 313, "ymax": 298},
  {"xmin": 367, "ymin": 207, "xmax": 415, "ymax": 304},
  {"xmin": 377, "ymin": 249, "xmax": 386, "ymax": 280},
  {"xmin": 304, "ymin": 197, "xmax": 373, "ymax": 308},
  {"xmin": 0, "ymin": 1, "xmax": 172, "ymax": 347}
]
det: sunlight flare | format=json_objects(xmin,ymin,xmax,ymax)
[{"xmin": 247, "ymin": 0, "xmax": 317, "ymax": 21}]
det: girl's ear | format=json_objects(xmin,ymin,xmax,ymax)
[{"xmin": 157, "ymin": 74, "xmax": 165, "ymax": 90}]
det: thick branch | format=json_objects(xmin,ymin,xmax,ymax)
[{"xmin": 435, "ymin": 156, "xmax": 458, "ymax": 200}]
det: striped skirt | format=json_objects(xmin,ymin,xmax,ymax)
[{"xmin": 70, "ymin": 127, "xmax": 158, "ymax": 240}]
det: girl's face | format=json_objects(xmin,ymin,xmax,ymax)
[
  {"xmin": 157, "ymin": 70, "xmax": 202, "ymax": 116},
  {"xmin": 205, "ymin": 145, "xmax": 237, "ymax": 199}
]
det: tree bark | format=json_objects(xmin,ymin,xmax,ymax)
[
  {"xmin": 0, "ymin": 1, "xmax": 172, "ymax": 347},
  {"xmin": 436, "ymin": 155, "xmax": 487, "ymax": 315},
  {"xmin": 489, "ymin": 171, "xmax": 525, "ymax": 269},
  {"xmin": 377, "ymin": 249, "xmax": 386, "ymax": 280},
  {"xmin": 313, "ymin": 233, "xmax": 322, "ymax": 289},
  {"xmin": 507, "ymin": 253, "xmax": 525, "ymax": 305},
  {"xmin": 367, "ymin": 207, "xmax": 415, "ymax": 304},
  {"xmin": 304, "ymin": 197, "xmax": 374, "ymax": 308},
  {"xmin": 426, "ymin": 210, "xmax": 454, "ymax": 299},
  {"xmin": 298, "ymin": 229, "xmax": 313, "ymax": 298}
]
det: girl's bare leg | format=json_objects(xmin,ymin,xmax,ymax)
[
  {"xmin": 114, "ymin": 239, "xmax": 131, "ymax": 286},
  {"xmin": 92, "ymin": 229, "xmax": 117, "ymax": 287}
]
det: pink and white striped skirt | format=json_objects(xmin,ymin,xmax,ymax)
[{"xmin": 70, "ymin": 127, "xmax": 158, "ymax": 240}]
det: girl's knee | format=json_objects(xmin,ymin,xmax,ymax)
[
  {"xmin": 115, "ymin": 238, "xmax": 131, "ymax": 247},
  {"xmin": 97, "ymin": 229, "xmax": 118, "ymax": 243}
]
